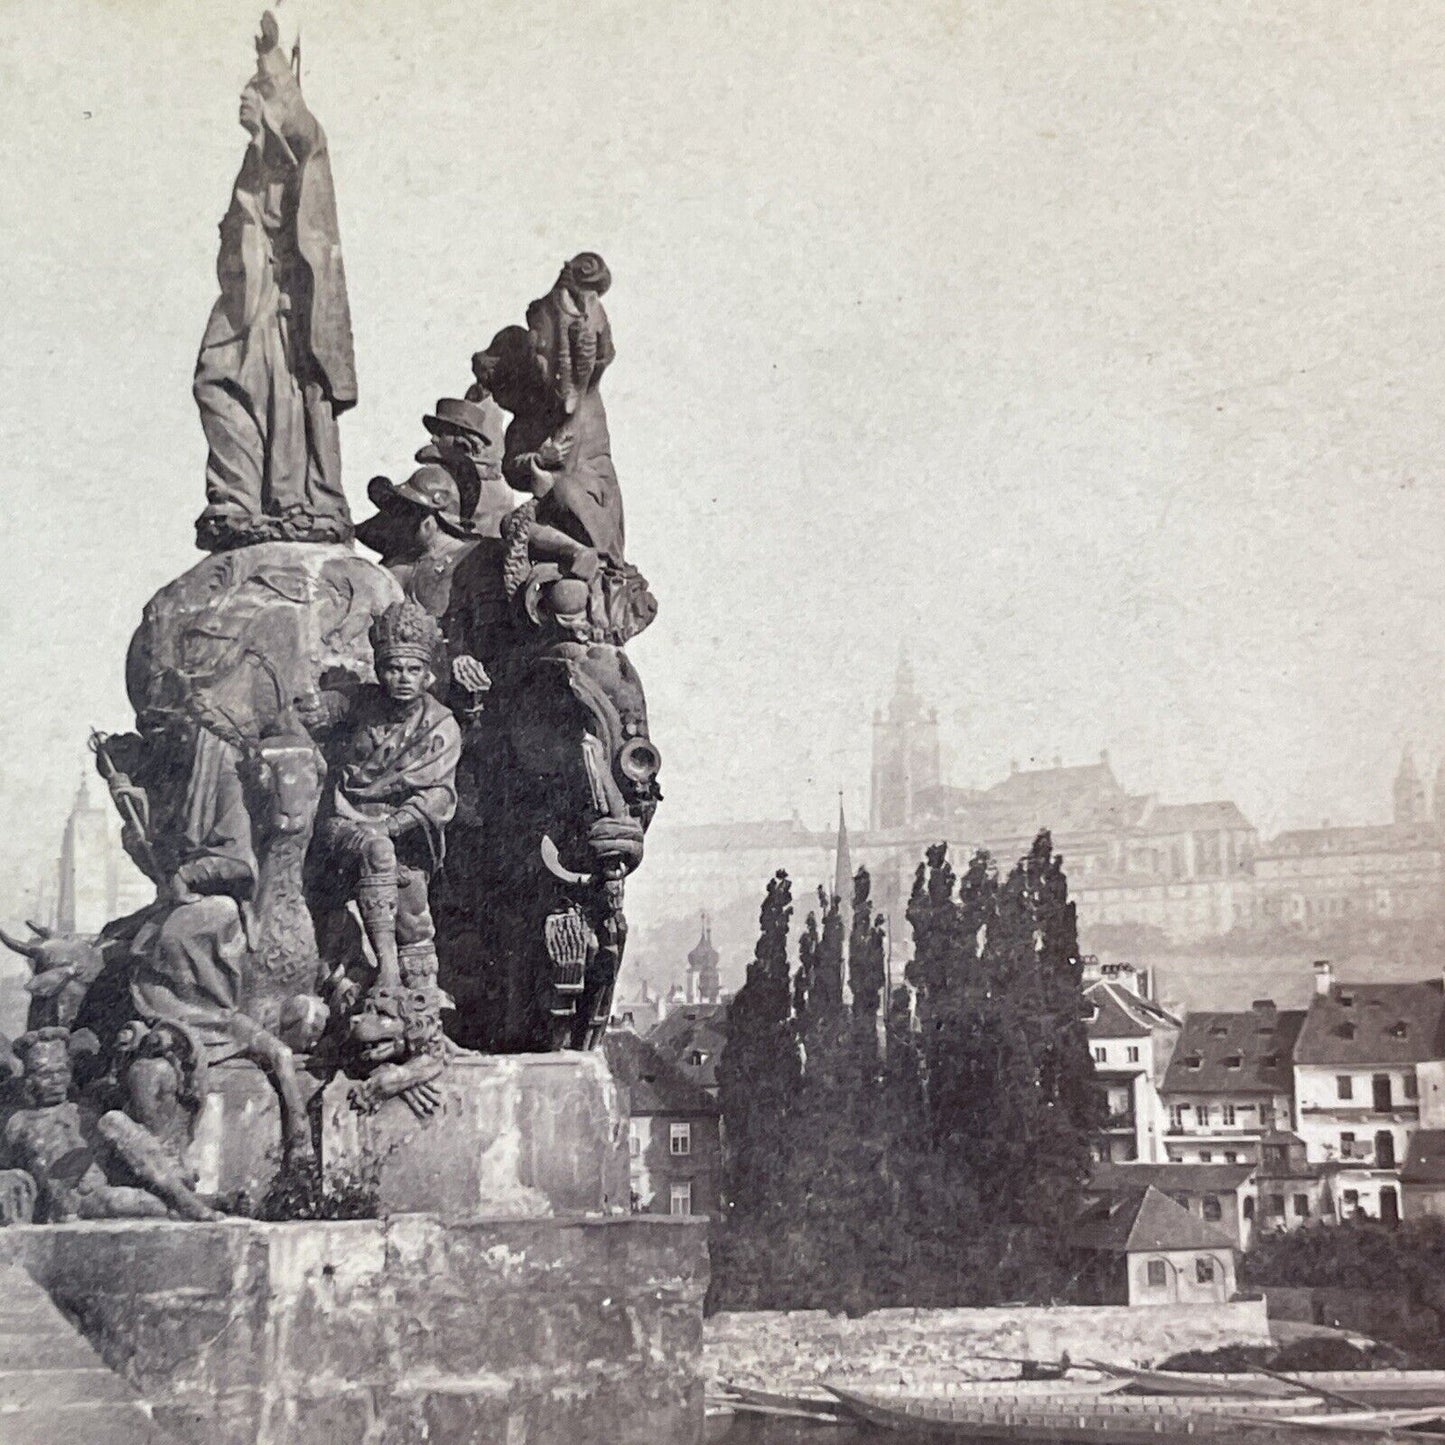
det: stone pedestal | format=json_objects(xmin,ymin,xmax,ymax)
[
  {"xmin": 320, "ymin": 1052, "xmax": 630, "ymax": 1218},
  {"xmin": 0, "ymin": 1214, "xmax": 708, "ymax": 1445},
  {"xmin": 190, "ymin": 1061, "xmax": 324, "ymax": 1204}
]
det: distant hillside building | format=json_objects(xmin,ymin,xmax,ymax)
[{"xmin": 629, "ymin": 675, "xmax": 1445, "ymax": 985}]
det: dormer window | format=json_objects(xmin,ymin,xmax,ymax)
[
  {"xmin": 1389, "ymin": 1022, "xmax": 1408, "ymax": 1039},
  {"xmin": 1185, "ymin": 1054, "xmax": 1202, "ymax": 1070},
  {"xmin": 1338, "ymin": 991, "xmax": 1354, "ymax": 1007},
  {"xmin": 1209, "ymin": 1024, "xmax": 1229, "ymax": 1037},
  {"xmin": 1224, "ymin": 1054, "xmax": 1243, "ymax": 1070},
  {"xmin": 1262, "ymin": 1053, "xmax": 1279, "ymax": 1068},
  {"xmin": 1336, "ymin": 1022, "xmax": 1356, "ymax": 1040}
]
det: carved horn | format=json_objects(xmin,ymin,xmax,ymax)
[
  {"xmin": 540, "ymin": 835, "xmax": 592, "ymax": 887},
  {"xmin": 0, "ymin": 926, "xmax": 42, "ymax": 961},
  {"xmin": 25, "ymin": 920, "xmax": 53, "ymax": 940}
]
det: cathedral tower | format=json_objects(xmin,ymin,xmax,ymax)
[
  {"xmin": 1394, "ymin": 745, "xmax": 1428, "ymax": 826},
  {"xmin": 869, "ymin": 653, "xmax": 940, "ymax": 830}
]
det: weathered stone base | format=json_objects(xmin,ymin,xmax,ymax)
[
  {"xmin": 320, "ymin": 1052, "xmax": 630, "ymax": 1218},
  {"xmin": 706, "ymin": 1299, "xmax": 1273, "ymax": 1386},
  {"xmin": 0, "ymin": 1214, "xmax": 707, "ymax": 1445},
  {"xmin": 189, "ymin": 1061, "xmax": 324, "ymax": 1203}
]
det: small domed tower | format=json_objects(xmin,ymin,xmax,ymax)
[{"xmin": 687, "ymin": 914, "xmax": 721, "ymax": 1004}]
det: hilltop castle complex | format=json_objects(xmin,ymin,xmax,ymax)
[{"xmin": 628, "ymin": 660, "xmax": 1445, "ymax": 981}]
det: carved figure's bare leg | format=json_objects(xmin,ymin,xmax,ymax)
[
  {"xmin": 229, "ymin": 1017, "xmax": 314, "ymax": 1165},
  {"xmin": 356, "ymin": 833, "xmax": 401, "ymax": 991}
]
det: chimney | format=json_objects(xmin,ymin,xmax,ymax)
[{"xmin": 1313, "ymin": 959, "xmax": 1332, "ymax": 996}]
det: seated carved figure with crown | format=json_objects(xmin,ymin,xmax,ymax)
[{"xmin": 300, "ymin": 602, "xmax": 464, "ymax": 1112}]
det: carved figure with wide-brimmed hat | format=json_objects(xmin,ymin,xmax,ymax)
[{"xmin": 415, "ymin": 396, "xmax": 515, "ymax": 536}]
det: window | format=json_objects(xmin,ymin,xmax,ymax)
[
  {"xmin": 1339, "ymin": 991, "xmax": 1354, "ymax": 1008},
  {"xmin": 1222, "ymin": 1105, "xmax": 1236, "ymax": 1126},
  {"xmin": 1224, "ymin": 1151, "xmax": 1238, "ymax": 1164},
  {"xmin": 1373, "ymin": 1075, "xmax": 1393, "ymax": 1113},
  {"xmin": 689, "ymin": 1049, "xmax": 707, "ymax": 1067},
  {"xmin": 1199, "ymin": 1150, "xmax": 1213, "ymax": 1163},
  {"xmin": 1389, "ymin": 1021, "xmax": 1409, "ymax": 1039},
  {"xmin": 1341, "ymin": 1131, "xmax": 1356, "ymax": 1157},
  {"xmin": 1406, "ymin": 1074, "xmax": 1420, "ymax": 1101},
  {"xmin": 1127, "ymin": 1046, "xmax": 1140, "ymax": 1063},
  {"xmin": 1196, "ymin": 1258, "xmax": 1216, "ymax": 1284},
  {"xmin": 669, "ymin": 1182, "xmax": 692, "ymax": 1216},
  {"xmin": 1242, "ymin": 1196, "xmax": 1255, "ymax": 1220},
  {"xmin": 1261, "ymin": 1054, "xmax": 1279, "ymax": 1069},
  {"xmin": 1185, "ymin": 1054, "xmax": 1202, "ymax": 1071},
  {"xmin": 1267, "ymin": 1194, "xmax": 1286, "ymax": 1216},
  {"xmin": 669, "ymin": 1122, "xmax": 692, "ymax": 1156},
  {"xmin": 1146, "ymin": 1260, "xmax": 1167, "ymax": 1288},
  {"xmin": 1337, "ymin": 1022, "xmax": 1356, "ymax": 1040},
  {"xmin": 1343, "ymin": 1189, "xmax": 1360, "ymax": 1209},
  {"xmin": 1209, "ymin": 1023, "xmax": 1229, "ymax": 1037},
  {"xmin": 1293, "ymin": 1194, "xmax": 1310, "ymax": 1218},
  {"xmin": 1196, "ymin": 1104, "xmax": 1211, "ymax": 1127},
  {"xmin": 1223, "ymin": 1055, "xmax": 1242, "ymax": 1071},
  {"xmin": 1093, "ymin": 1047, "xmax": 1106, "ymax": 1063},
  {"xmin": 1337, "ymin": 1075, "xmax": 1354, "ymax": 1101},
  {"xmin": 1169, "ymin": 1106, "xmax": 1184, "ymax": 1131},
  {"xmin": 1202, "ymin": 1195, "xmax": 1222, "ymax": 1222},
  {"xmin": 627, "ymin": 1121, "xmax": 641, "ymax": 1158}
]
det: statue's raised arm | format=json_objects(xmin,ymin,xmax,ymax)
[{"xmin": 193, "ymin": 6, "xmax": 357, "ymax": 553}]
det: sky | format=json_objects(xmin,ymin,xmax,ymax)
[{"xmin": 2, "ymin": 0, "xmax": 1445, "ymax": 921}]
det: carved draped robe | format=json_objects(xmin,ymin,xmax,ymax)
[{"xmin": 193, "ymin": 100, "xmax": 356, "ymax": 549}]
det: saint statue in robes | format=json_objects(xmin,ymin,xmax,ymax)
[{"xmin": 193, "ymin": 8, "xmax": 357, "ymax": 553}]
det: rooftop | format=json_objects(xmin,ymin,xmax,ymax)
[
  {"xmin": 1294, "ymin": 980, "xmax": 1445, "ymax": 1067},
  {"xmin": 1072, "ymin": 1185, "xmax": 1237, "ymax": 1255},
  {"xmin": 1161, "ymin": 1006, "xmax": 1306, "ymax": 1095},
  {"xmin": 1084, "ymin": 979, "xmax": 1180, "ymax": 1041},
  {"xmin": 602, "ymin": 1032, "xmax": 720, "ymax": 1117},
  {"xmin": 1088, "ymin": 1162, "xmax": 1256, "ymax": 1196},
  {"xmin": 1401, "ymin": 1130, "xmax": 1445, "ymax": 1186},
  {"xmin": 1258, "ymin": 824, "xmax": 1443, "ymax": 859}
]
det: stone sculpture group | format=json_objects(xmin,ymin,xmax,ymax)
[{"xmin": 0, "ymin": 10, "xmax": 660, "ymax": 1223}]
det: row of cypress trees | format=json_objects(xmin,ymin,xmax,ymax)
[{"xmin": 710, "ymin": 830, "xmax": 1103, "ymax": 1313}]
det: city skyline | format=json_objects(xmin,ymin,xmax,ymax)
[{"xmin": 5, "ymin": 1, "xmax": 1445, "ymax": 927}]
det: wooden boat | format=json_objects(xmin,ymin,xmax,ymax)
[
  {"xmin": 1093, "ymin": 1361, "xmax": 1445, "ymax": 1407},
  {"xmin": 825, "ymin": 1383, "xmax": 1445, "ymax": 1442},
  {"xmin": 723, "ymin": 1383, "xmax": 844, "ymax": 1422}
]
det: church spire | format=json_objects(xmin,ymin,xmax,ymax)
[{"xmin": 834, "ymin": 793, "xmax": 852, "ymax": 905}]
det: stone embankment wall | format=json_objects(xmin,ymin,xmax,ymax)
[
  {"xmin": 0, "ymin": 1214, "xmax": 708, "ymax": 1445},
  {"xmin": 706, "ymin": 1299, "xmax": 1271, "ymax": 1385}
]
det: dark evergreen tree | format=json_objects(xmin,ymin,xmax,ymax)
[{"xmin": 710, "ymin": 871, "xmax": 797, "ymax": 1309}]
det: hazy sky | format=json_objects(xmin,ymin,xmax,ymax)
[{"xmin": 3, "ymin": 0, "xmax": 1445, "ymax": 919}]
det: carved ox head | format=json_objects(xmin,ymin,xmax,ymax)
[
  {"xmin": 246, "ymin": 737, "xmax": 325, "ymax": 839},
  {"xmin": 0, "ymin": 922, "xmax": 108, "ymax": 1031}
]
